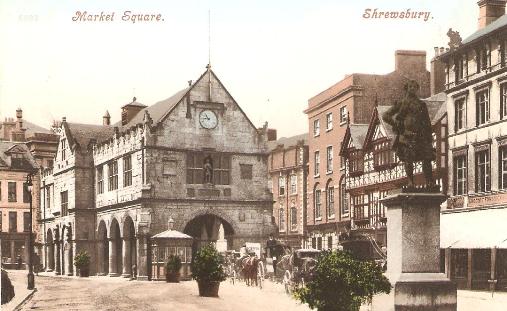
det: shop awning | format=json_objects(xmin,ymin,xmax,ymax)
[{"xmin": 440, "ymin": 207, "xmax": 507, "ymax": 249}]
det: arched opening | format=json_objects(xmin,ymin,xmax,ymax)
[
  {"xmin": 109, "ymin": 218, "xmax": 122, "ymax": 276},
  {"xmin": 46, "ymin": 229, "xmax": 54, "ymax": 272},
  {"xmin": 184, "ymin": 214, "xmax": 234, "ymax": 255},
  {"xmin": 97, "ymin": 220, "xmax": 109, "ymax": 275},
  {"xmin": 121, "ymin": 216, "xmax": 136, "ymax": 278}
]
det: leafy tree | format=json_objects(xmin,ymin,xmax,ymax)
[
  {"xmin": 191, "ymin": 244, "xmax": 227, "ymax": 283},
  {"xmin": 294, "ymin": 250, "xmax": 391, "ymax": 311}
]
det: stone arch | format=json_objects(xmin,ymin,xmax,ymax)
[
  {"xmin": 182, "ymin": 211, "xmax": 236, "ymax": 252},
  {"xmin": 46, "ymin": 229, "xmax": 55, "ymax": 271},
  {"xmin": 119, "ymin": 212, "xmax": 137, "ymax": 237},
  {"xmin": 179, "ymin": 209, "xmax": 240, "ymax": 234},
  {"xmin": 109, "ymin": 218, "xmax": 122, "ymax": 276},
  {"xmin": 97, "ymin": 220, "xmax": 109, "ymax": 275}
]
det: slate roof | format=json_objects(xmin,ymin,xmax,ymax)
[
  {"xmin": 348, "ymin": 124, "xmax": 369, "ymax": 148},
  {"xmin": 24, "ymin": 120, "xmax": 52, "ymax": 136},
  {"xmin": 267, "ymin": 133, "xmax": 307, "ymax": 151},
  {"xmin": 423, "ymin": 92, "xmax": 447, "ymax": 124},
  {"xmin": 118, "ymin": 87, "xmax": 190, "ymax": 130},
  {"xmin": 151, "ymin": 230, "xmax": 193, "ymax": 240},
  {"xmin": 463, "ymin": 14, "xmax": 507, "ymax": 45},
  {"xmin": 0, "ymin": 141, "xmax": 38, "ymax": 169},
  {"xmin": 66, "ymin": 123, "xmax": 115, "ymax": 149}
]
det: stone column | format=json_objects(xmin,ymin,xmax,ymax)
[
  {"xmin": 97, "ymin": 240, "xmax": 105, "ymax": 276},
  {"xmin": 121, "ymin": 238, "xmax": 132, "ymax": 278},
  {"xmin": 382, "ymin": 192, "xmax": 457, "ymax": 311},
  {"xmin": 108, "ymin": 238, "xmax": 119, "ymax": 277},
  {"xmin": 54, "ymin": 241, "xmax": 61, "ymax": 275},
  {"xmin": 136, "ymin": 235, "xmax": 149, "ymax": 281}
]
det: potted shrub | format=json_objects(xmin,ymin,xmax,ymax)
[
  {"xmin": 166, "ymin": 255, "xmax": 182, "ymax": 283},
  {"xmin": 191, "ymin": 244, "xmax": 227, "ymax": 297},
  {"xmin": 74, "ymin": 250, "xmax": 91, "ymax": 277},
  {"xmin": 294, "ymin": 250, "xmax": 391, "ymax": 311}
]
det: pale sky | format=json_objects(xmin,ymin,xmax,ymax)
[{"xmin": 0, "ymin": 0, "xmax": 477, "ymax": 138}]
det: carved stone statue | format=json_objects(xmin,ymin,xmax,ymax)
[
  {"xmin": 447, "ymin": 28, "xmax": 462, "ymax": 50},
  {"xmin": 203, "ymin": 156, "xmax": 213, "ymax": 184},
  {"xmin": 382, "ymin": 80, "xmax": 435, "ymax": 188}
]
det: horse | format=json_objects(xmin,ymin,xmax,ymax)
[{"xmin": 240, "ymin": 256, "xmax": 259, "ymax": 286}]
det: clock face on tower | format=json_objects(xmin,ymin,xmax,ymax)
[{"xmin": 199, "ymin": 110, "xmax": 218, "ymax": 129}]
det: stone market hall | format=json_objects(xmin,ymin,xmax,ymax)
[{"xmin": 39, "ymin": 66, "xmax": 276, "ymax": 280}]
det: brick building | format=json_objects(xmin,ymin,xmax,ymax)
[
  {"xmin": 303, "ymin": 50, "xmax": 430, "ymax": 250},
  {"xmin": 40, "ymin": 66, "xmax": 276, "ymax": 279},
  {"xmin": 339, "ymin": 95, "xmax": 448, "ymax": 260},
  {"xmin": 268, "ymin": 134, "xmax": 308, "ymax": 248},
  {"xmin": 0, "ymin": 109, "xmax": 57, "ymax": 267},
  {"xmin": 438, "ymin": 0, "xmax": 507, "ymax": 291}
]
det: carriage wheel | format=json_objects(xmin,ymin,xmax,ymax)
[
  {"xmin": 283, "ymin": 270, "xmax": 292, "ymax": 294},
  {"xmin": 257, "ymin": 261, "xmax": 265, "ymax": 289}
]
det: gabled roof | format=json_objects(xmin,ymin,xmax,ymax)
[
  {"xmin": 362, "ymin": 93, "xmax": 447, "ymax": 150},
  {"xmin": 267, "ymin": 133, "xmax": 307, "ymax": 151},
  {"xmin": 339, "ymin": 124, "xmax": 368, "ymax": 156},
  {"xmin": 117, "ymin": 67, "xmax": 258, "ymax": 133},
  {"xmin": 0, "ymin": 141, "xmax": 38, "ymax": 169},
  {"xmin": 64, "ymin": 122, "xmax": 115, "ymax": 150},
  {"xmin": 463, "ymin": 14, "xmax": 507, "ymax": 45}
]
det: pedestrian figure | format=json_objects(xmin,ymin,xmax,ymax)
[
  {"xmin": 132, "ymin": 264, "xmax": 137, "ymax": 280},
  {"xmin": 16, "ymin": 255, "xmax": 22, "ymax": 270}
]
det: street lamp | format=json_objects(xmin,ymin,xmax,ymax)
[{"xmin": 25, "ymin": 173, "xmax": 35, "ymax": 290}]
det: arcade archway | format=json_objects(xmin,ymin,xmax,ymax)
[{"xmin": 183, "ymin": 214, "xmax": 234, "ymax": 253}]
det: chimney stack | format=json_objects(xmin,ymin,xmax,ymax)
[
  {"xmin": 394, "ymin": 50, "xmax": 427, "ymax": 75},
  {"xmin": 103, "ymin": 110, "xmax": 111, "ymax": 126},
  {"xmin": 431, "ymin": 48, "xmax": 446, "ymax": 95},
  {"xmin": 16, "ymin": 108, "xmax": 23, "ymax": 130},
  {"xmin": 478, "ymin": 0, "xmax": 506, "ymax": 29}
]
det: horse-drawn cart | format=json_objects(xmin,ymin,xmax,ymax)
[
  {"xmin": 277, "ymin": 248, "xmax": 320, "ymax": 294},
  {"xmin": 223, "ymin": 243, "xmax": 265, "ymax": 289}
]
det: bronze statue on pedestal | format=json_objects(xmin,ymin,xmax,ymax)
[{"xmin": 382, "ymin": 80, "xmax": 436, "ymax": 190}]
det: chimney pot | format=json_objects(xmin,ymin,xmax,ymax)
[
  {"xmin": 478, "ymin": 0, "xmax": 506, "ymax": 29},
  {"xmin": 62, "ymin": 117, "xmax": 66, "ymax": 122}
]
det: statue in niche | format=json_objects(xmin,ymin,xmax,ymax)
[
  {"xmin": 382, "ymin": 80, "xmax": 436, "ymax": 189},
  {"xmin": 447, "ymin": 28, "xmax": 462, "ymax": 50},
  {"xmin": 203, "ymin": 156, "xmax": 213, "ymax": 184}
]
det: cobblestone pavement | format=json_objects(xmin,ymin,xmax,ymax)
[
  {"xmin": 7, "ymin": 270, "xmax": 507, "ymax": 311},
  {"xmin": 12, "ymin": 271, "xmax": 310, "ymax": 311}
]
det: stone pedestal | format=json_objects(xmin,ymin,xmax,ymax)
[
  {"xmin": 382, "ymin": 192, "xmax": 456, "ymax": 311},
  {"xmin": 216, "ymin": 239, "xmax": 228, "ymax": 253}
]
